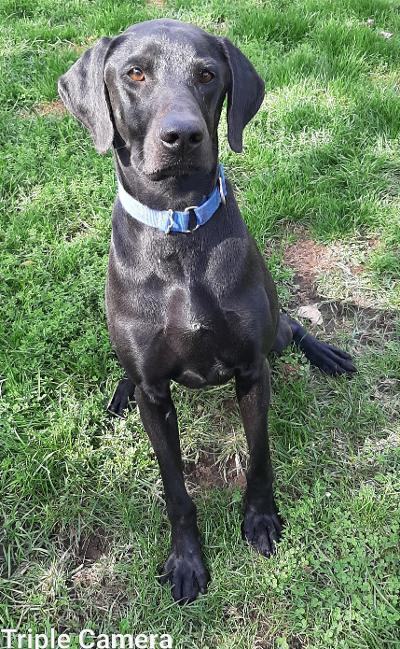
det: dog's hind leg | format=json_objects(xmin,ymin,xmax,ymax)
[
  {"xmin": 107, "ymin": 375, "xmax": 136, "ymax": 418},
  {"xmin": 272, "ymin": 313, "xmax": 356, "ymax": 376}
]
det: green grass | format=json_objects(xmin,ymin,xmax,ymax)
[{"xmin": 1, "ymin": 1, "xmax": 399, "ymax": 647}]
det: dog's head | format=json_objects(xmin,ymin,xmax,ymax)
[{"xmin": 58, "ymin": 19, "xmax": 264, "ymax": 180}]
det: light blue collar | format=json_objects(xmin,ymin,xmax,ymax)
[{"xmin": 117, "ymin": 164, "xmax": 227, "ymax": 234}]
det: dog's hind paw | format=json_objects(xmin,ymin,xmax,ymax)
[
  {"xmin": 299, "ymin": 336, "xmax": 356, "ymax": 376},
  {"xmin": 107, "ymin": 376, "xmax": 136, "ymax": 418}
]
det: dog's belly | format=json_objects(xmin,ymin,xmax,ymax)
[
  {"xmin": 166, "ymin": 316, "xmax": 249, "ymax": 388},
  {"xmin": 175, "ymin": 361, "xmax": 235, "ymax": 388}
]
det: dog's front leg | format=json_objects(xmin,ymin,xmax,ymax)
[
  {"xmin": 235, "ymin": 359, "xmax": 283, "ymax": 557},
  {"xmin": 135, "ymin": 383, "xmax": 209, "ymax": 604}
]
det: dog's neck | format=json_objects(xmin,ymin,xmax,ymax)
[{"xmin": 112, "ymin": 144, "xmax": 220, "ymax": 212}]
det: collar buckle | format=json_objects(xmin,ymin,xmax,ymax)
[{"xmin": 183, "ymin": 204, "xmax": 199, "ymax": 233}]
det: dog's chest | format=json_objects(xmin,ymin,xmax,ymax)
[
  {"xmin": 107, "ymin": 228, "xmax": 270, "ymax": 386},
  {"xmin": 160, "ymin": 283, "xmax": 258, "ymax": 387}
]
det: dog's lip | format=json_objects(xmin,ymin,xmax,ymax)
[{"xmin": 143, "ymin": 162, "xmax": 202, "ymax": 180}]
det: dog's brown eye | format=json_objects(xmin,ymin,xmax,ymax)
[
  {"xmin": 128, "ymin": 66, "xmax": 145, "ymax": 81},
  {"xmin": 199, "ymin": 69, "xmax": 214, "ymax": 84}
]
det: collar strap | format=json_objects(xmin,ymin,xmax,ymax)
[{"xmin": 117, "ymin": 164, "xmax": 227, "ymax": 234}]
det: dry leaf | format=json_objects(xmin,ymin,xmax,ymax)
[{"xmin": 296, "ymin": 304, "xmax": 323, "ymax": 326}]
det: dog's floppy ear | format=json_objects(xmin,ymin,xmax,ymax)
[
  {"xmin": 219, "ymin": 38, "xmax": 265, "ymax": 153},
  {"xmin": 58, "ymin": 37, "xmax": 114, "ymax": 154}
]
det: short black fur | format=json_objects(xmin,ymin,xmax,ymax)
[{"xmin": 59, "ymin": 19, "xmax": 355, "ymax": 605}]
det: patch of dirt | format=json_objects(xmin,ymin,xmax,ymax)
[
  {"xmin": 36, "ymin": 99, "xmax": 66, "ymax": 116},
  {"xmin": 185, "ymin": 451, "xmax": 246, "ymax": 488},
  {"xmin": 284, "ymin": 238, "xmax": 334, "ymax": 302},
  {"xmin": 358, "ymin": 430, "xmax": 399, "ymax": 458},
  {"xmin": 316, "ymin": 244, "xmax": 394, "ymax": 310},
  {"xmin": 58, "ymin": 527, "xmax": 110, "ymax": 566},
  {"xmin": 19, "ymin": 100, "xmax": 66, "ymax": 118},
  {"xmin": 56, "ymin": 528, "xmax": 128, "ymax": 619},
  {"xmin": 370, "ymin": 378, "xmax": 400, "ymax": 422},
  {"xmin": 282, "ymin": 231, "xmax": 387, "ymax": 311},
  {"xmin": 319, "ymin": 300, "xmax": 398, "ymax": 344},
  {"xmin": 282, "ymin": 232, "xmax": 398, "ymax": 342},
  {"xmin": 289, "ymin": 638, "xmax": 307, "ymax": 649},
  {"xmin": 146, "ymin": 0, "xmax": 165, "ymax": 5},
  {"xmin": 77, "ymin": 531, "xmax": 109, "ymax": 562},
  {"xmin": 68, "ymin": 554, "xmax": 128, "ymax": 622},
  {"xmin": 281, "ymin": 362, "xmax": 302, "ymax": 379},
  {"xmin": 71, "ymin": 554, "xmax": 113, "ymax": 588}
]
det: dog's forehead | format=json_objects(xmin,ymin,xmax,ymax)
[
  {"xmin": 125, "ymin": 33, "xmax": 197, "ymax": 66},
  {"xmin": 110, "ymin": 19, "xmax": 220, "ymax": 70}
]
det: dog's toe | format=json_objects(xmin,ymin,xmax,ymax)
[
  {"xmin": 242, "ymin": 509, "xmax": 283, "ymax": 558},
  {"xmin": 158, "ymin": 550, "xmax": 209, "ymax": 604},
  {"xmin": 315, "ymin": 342, "xmax": 356, "ymax": 376},
  {"xmin": 301, "ymin": 337, "xmax": 356, "ymax": 376}
]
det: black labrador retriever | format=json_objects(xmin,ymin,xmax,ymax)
[{"xmin": 58, "ymin": 18, "xmax": 355, "ymax": 604}]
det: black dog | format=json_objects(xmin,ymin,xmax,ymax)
[{"xmin": 59, "ymin": 19, "xmax": 355, "ymax": 604}]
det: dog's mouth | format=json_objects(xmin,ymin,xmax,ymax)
[{"xmin": 143, "ymin": 161, "xmax": 203, "ymax": 181}]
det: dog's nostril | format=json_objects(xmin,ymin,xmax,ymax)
[
  {"xmin": 189, "ymin": 131, "xmax": 203, "ymax": 144},
  {"xmin": 160, "ymin": 123, "xmax": 204, "ymax": 149},
  {"xmin": 161, "ymin": 130, "xmax": 180, "ymax": 146}
]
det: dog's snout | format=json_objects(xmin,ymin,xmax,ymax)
[{"xmin": 160, "ymin": 115, "xmax": 204, "ymax": 151}]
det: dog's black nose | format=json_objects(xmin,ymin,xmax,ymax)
[{"xmin": 160, "ymin": 116, "xmax": 204, "ymax": 151}]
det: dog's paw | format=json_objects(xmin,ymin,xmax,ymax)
[
  {"xmin": 301, "ymin": 337, "xmax": 356, "ymax": 376},
  {"xmin": 107, "ymin": 377, "xmax": 136, "ymax": 418},
  {"xmin": 242, "ymin": 508, "xmax": 283, "ymax": 558},
  {"xmin": 158, "ymin": 549, "xmax": 210, "ymax": 604}
]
